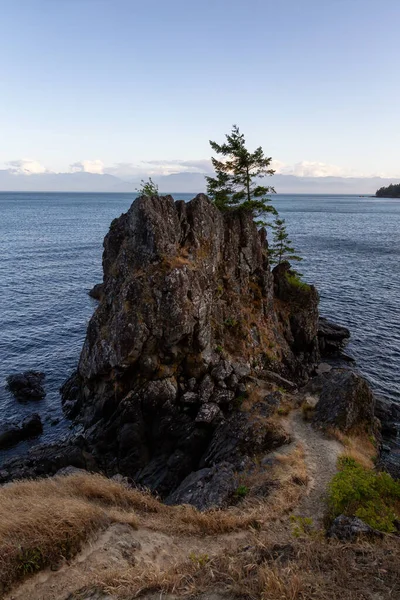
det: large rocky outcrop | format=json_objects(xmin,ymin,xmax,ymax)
[{"xmin": 61, "ymin": 194, "xmax": 320, "ymax": 498}]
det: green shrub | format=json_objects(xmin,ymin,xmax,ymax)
[
  {"xmin": 235, "ymin": 485, "xmax": 249, "ymax": 499},
  {"xmin": 328, "ymin": 458, "xmax": 400, "ymax": 532},
  {"xmin": 285, "ymin": 272, "xmax": 311, "ymax": 291},
  {"xmin": 290, "ymin": 515, "xmax": 314, "ymax": 537}
]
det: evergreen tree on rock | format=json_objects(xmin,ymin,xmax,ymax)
[
  {"xmin": 268, "ymin": 216, "xmax": 303, "ymax": 266},
  {"xmin": 206, "ymin": 125, "xmax": 277, "ymax": 224}
]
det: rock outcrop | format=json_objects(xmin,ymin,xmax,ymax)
[
  {"xmin": 0, "ymin": 414, "xmax": 43, "ymax": 450},
  {"xmin": 6, "ymin": 371, "xmax": 46, "ymax": 401},
  {"xmin": 61, "ymin": 194, "xmax": 320, "ymax": 498},
  {"xmin": 0, "ymin": 437, "xmax": 97, "ymax": 483},
  {"xmin": 318, "ymin": 317, "xmax": 350, "ymax": 357},
  {"xmin": 301, "ymin": 368, "xmax": 377, "ymax": 433},
  {"xmin": 88, "ymin": 283, "xmax": 104, "ymax": 301},
  {"xmin": 312, "ymin": 369, "xmax": 376, "ymax": 432}
]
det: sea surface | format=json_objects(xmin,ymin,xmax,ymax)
[{"xmin": 1, "ymin": 192, "xmax": 399, "ymax": 461}]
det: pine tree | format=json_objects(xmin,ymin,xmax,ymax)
[
  {"xmin": 136, "ymin": 177, "xmax": 159, "ymax": 196},
  {"xmin": 206, "ymin": 125, "xmax": 277, "ymax": 224},
  {"xmin": 268, "ymin": 216, "xmax": 302, "ymax": 266}
]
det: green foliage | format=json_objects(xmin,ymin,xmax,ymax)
[
  {"xmin": 284, "ymin": 272, "xmax": 311, "ymax": 291},
  {"xmin": 328, "ymin": 458, "xmax": 400, "ymax": 532},
  {"xmin": 206, "ymin": 125, "xmax": 277, "ymax": 224},
  {"xmin": 135, "ymin": 177, "xmax": 159, "ymax": 196},
  {"xmin": 376, "ymin": 183, "xmax": 400, "ymax": 198},
  {"xmin": 215, "ymin": 345, "xmax": 224, "ymax": 354},
  {"xmin": 189, "ymin": 552, "xmax": 210, "ymax": 566},
  {"xmin": 290, "ymin": 515, "xmax": 314, "ymax": 537},
  {"xmin": 235, "ymin": 485, "xmax": 250, "ymax": 498},
  {"xmin": 17, "ymin": 547, "xmax": 44, "ymax": 575},
  {"xmin": 268, "ymin": 216, "xmax": 302, "ymax": 266}
]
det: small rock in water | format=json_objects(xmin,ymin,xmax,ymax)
[{"xmin": 6, "ymin": 371, "xmax": 46, "ymax": 401}]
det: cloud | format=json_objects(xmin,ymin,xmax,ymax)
[
  {"xmin": 274, "ymin": 160, "xmax": 360, "ymax": 178},
  {"xmin": 70, "ymin": 160, "xmax": 104, "ymax": 174},
  {"xmin": 105, "ymin": 159, "xmax": 213, "ymax": 180},
  {"xmin": 7, "ymin": 159, "xmax": 48, "ymax": 175}
]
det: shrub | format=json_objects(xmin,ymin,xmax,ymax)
[
  {"xmin": 285, "ymin": 272, "xmax": 311, "ymax": 291},
  {"xmin": 235, "ymin": 485, "xmax": 250, "ymax": 499},
  {"xmin": 328, "ymin": 458, "xmax": 400, "ymax": 532},
  {"xmin": 290, "ymin": 515, "xmax": 314, "ymax": 537}
]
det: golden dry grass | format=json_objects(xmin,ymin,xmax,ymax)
[
  {"xmin": 0, "ymin": 473, "xmax": 141, "ymax": 591},
  {"xmin": 327, "ymin": 428, "xmax": 377, "ymax": 470},
  {"xmin": 98, "ymin": 535, "xmax": 400, "ymax": 600},
  {"xmin": 0, "ymin": 440, "xmax": 310, "ymax": 596}
]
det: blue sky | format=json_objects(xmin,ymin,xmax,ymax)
[{"xmin": 0, "ymin": 0, "xmax": 399, "ymax": 179}]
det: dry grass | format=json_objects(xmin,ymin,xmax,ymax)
[
  {"xmin": 0, "ymin": 437, "xmax": 311, "ymax": 596},
  {"xmin": 0, "ymin": 473, "xmax": 142, "ymax": 591},
  {"xmin": 0, "ymin": 447, "xmax": 307, "ymax": 593},
  {"xmin": 327, "ymin": 428, "xmax": 377, "ymax": 470},
  {"xmin": 98, "ymin": 535, "xmax": 400, "ymax": 600}
]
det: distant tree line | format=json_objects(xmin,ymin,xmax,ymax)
[{"xmin": 376, "ymin": 183, "xmax": 400, "ymax": 198}]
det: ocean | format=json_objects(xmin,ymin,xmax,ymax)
[{"xmin": 1, "ymin": 192, "xmax": 399, "ymax": 461}]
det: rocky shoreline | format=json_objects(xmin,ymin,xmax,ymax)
[{"xmin": 1, "ymin": 194, "xmax": 398, "ymax": 498}]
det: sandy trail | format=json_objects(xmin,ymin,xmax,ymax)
[{"xmin": 288, "ymin": 410, "xmax": 343, "ymax": 524}]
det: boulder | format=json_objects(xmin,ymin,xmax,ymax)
[
  {"xmin": 6, "ymin": 371, "xmax": 46, "ymax": 401},
  {"xmin": 327, "ymin": 515, "xmax": 383, "ymax": 541},
  {"xmin": 165, "ymin": 462, "xmax": 238, "ymax": 510},
  {"xmin": 313, "ymin": 369, "xmax": 375, "ymax": 432}
]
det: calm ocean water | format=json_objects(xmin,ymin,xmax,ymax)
[{"xmin": 1, "ymin": 192, "xmax": 399, "ymax": 460}]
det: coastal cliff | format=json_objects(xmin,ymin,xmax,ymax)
[{"xmin": 61, "ymin": 194, "xmax": 319, "ymax": 497}]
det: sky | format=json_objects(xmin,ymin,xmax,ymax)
[{"xmin": 0, "ymin": 0, "xmax": 399, "ymax": 181}]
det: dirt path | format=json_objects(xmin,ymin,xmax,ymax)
[
  {"xmin": 5, "ymin": 523, "xmax": 245, "ymax": 600},
  {"xmin": 288, "ymin": 410, "xmax": 343, "ymax": 525},
  {"xmin": 5, "ymin": 410, "xmax": 343, "ymax": 600}
]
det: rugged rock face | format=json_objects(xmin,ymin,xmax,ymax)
[{"xmin": 61, "ymin": 194, "xmax": 320, "ymax": 497}]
